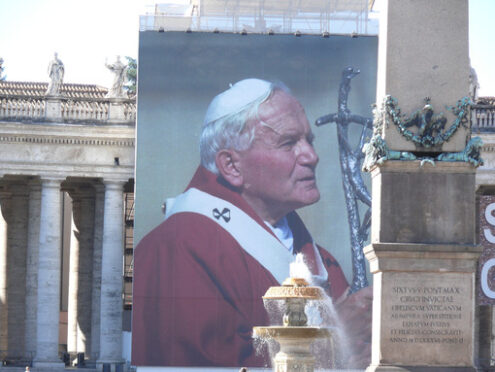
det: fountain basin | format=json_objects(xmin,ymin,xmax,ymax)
[
  {"xmin": 254, "ymin": 273, "xmax": 336, "ymax": 371},
  {"xmin": 262, "ymin": 278, "xmax": 325, "ymax": 300},
  {"xmin": 254, "ymin": 326, "xmax": 334, "ymax": 371},
  {"xmin": 253, "ymin": 326, "xmax": 331, "ymax": 340}
]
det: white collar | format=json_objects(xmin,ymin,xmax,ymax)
[{"xmin": 265, "ymin": 216, "xmax": 294, "ymax": 254}]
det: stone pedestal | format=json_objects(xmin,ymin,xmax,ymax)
[
  {"xmin": 45, "ymin": 98, "xmax": 62, "ymax": 122},
  {"xmin": 108, "ymin": 98, "xmax": 126, "ymax": 122},
  {"xmin": 371, "ymin": 162, "xmax": 476, "ymax": 245},
  {"xmin": 366, "ymin": 162, "xmax": 480, "ymax": 371},
  {"xmin": 365, "ymin": 244, "xmax": 480, "ymax": 372}
]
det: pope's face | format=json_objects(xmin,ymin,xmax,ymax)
[{"xmin": 237, "ymin": 89, "xmax": 320, "ymax": 223}]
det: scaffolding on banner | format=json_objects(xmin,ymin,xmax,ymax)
[{"xmin": 140, "ymin": 0, "xmax": 378, "ymax": 35}]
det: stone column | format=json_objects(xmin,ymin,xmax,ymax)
[
  {"xmin": 25, "ymin": 182, "xmax": 41, "ymax": 358},
  {"xmin": 375, "ymin": 0, "xmax": 470, "ymax": 153},
  {"xmin": 7, "ymin": 184, "xmax": 29, "ymax": 357},
  {"xmin": 90, "ymin": 184, "xmax": 104, "ymax": 361},
  {"xmin": 0, "ymin": 190, "xmax": 11, "ymax": 354},
  {"xmin": 34, "ymin": 177, "xmax": 65, "ymax": 369},
  {"xmin": 67, "ymin": 193, "xmax": 77, "ymax": 354},
  {"xmin": 97, "ymin": 180, "xmax": 125, "ymax": 367},
  {"xmin": 365, "ymin": 1, "xmax": 479, "ymax": 371},
  {"xmin": 67, "ymin": 188, "xmax": 95, "ymax": 358}
]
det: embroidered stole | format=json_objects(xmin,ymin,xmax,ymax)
[{"xmin": 165, "ymin": 188, "xmax": 327, "ymax": 285}]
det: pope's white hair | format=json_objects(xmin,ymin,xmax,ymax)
[{"xmin": 200, "ymin": 81, "xmax": 289, "ymax": 174}]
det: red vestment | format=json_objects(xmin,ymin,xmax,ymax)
[{"xmin": 131, "ymin": 166, "xmax": 349, "ymax": 367}]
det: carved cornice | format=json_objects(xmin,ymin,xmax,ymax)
[{"xmin": 0, "ymin": 134, "xmax": 134, "ymax": 147}]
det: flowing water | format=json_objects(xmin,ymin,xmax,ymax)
[{"xmin": 254, "ymin": 253, "xmax": 352, "ymax": 370}]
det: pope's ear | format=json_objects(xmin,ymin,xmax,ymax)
[{"xmin": 215, "ymin": 149, "xmax": 243, "ymax": 188}]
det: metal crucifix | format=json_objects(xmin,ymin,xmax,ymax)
[{"xmin": 315, "ymin": 67, "xmax": 373, "ymax": 293}]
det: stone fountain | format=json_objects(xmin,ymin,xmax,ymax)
[{"xmin": 253, "ymin": 276, "xmax": 334, "ymax": 372}]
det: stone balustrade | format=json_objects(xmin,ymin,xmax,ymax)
[
  {"xmin": 472, "ymin": 104, "xmax": 495, "ymax": 132},
  {"xmin": 61, "ymin": 100, "xmax": 108, "ymax": 122},
  {"xmin": 0, "ymin": 95, "xmax": 135, "ymax": 124},
  {"xmin": 0, "ymin": 97, "xmax": 45, "ymax": 121}
]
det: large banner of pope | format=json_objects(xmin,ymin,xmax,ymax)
[{"xmin": 132, "ymin": 31, "xmax": 378, "ymax": 369}]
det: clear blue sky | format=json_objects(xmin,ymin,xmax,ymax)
[{"xmin": 0, "ymin": 0, "xmax": 494, "ymax": 96}]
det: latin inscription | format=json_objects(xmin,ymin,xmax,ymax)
[{"xmin": 388, "ymin": 285, "xmax": 464, "ymax": 345}]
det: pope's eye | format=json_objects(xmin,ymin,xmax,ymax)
[{"xmin": 281, "ymin": 139, "xmax": 297, "ymax": 148}]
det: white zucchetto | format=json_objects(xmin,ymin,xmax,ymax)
[{"xmin": 203, "ymin": 78, "xmax": 272, "ymax": 124}]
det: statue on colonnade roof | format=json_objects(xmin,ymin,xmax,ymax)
[
  {"xmin": 105, "ymin": 55, "xmax": 127, "ymax": 99},
  {"xmin": 46, "ymin": 52, "xmax": 64, "ymax": 96}
]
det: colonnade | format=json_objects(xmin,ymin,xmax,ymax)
[{"xmin": 0, "ymin": 176, "xmax": 129, "ymax": 369}]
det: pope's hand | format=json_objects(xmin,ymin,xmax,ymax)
[{"xmin": 336, "ymin": 285, "xmax": 373, "ymax": 369}]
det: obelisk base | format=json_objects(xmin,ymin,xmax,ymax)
[
  {"xmin": 367, "ymin": 366, "xmax": 477, "ymax": 372},
  {"xmin": 365, "ymin": 243, "xmax": 481, "ymax": 371}
]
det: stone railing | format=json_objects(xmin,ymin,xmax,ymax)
[
  {"xmin": 0, "ymin": 96, "xmax": 136, "ymax": 124},
  {"xmin": 0, "ymin": 97, "xmax": 46, "ymax": 121},
  {"xmin": 472, "ymin": 104, "xmax": 495, "ymax": 133},
  {"xmin": 61, "ymin": 100, "xmax": 109, "ymax": 122}
]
